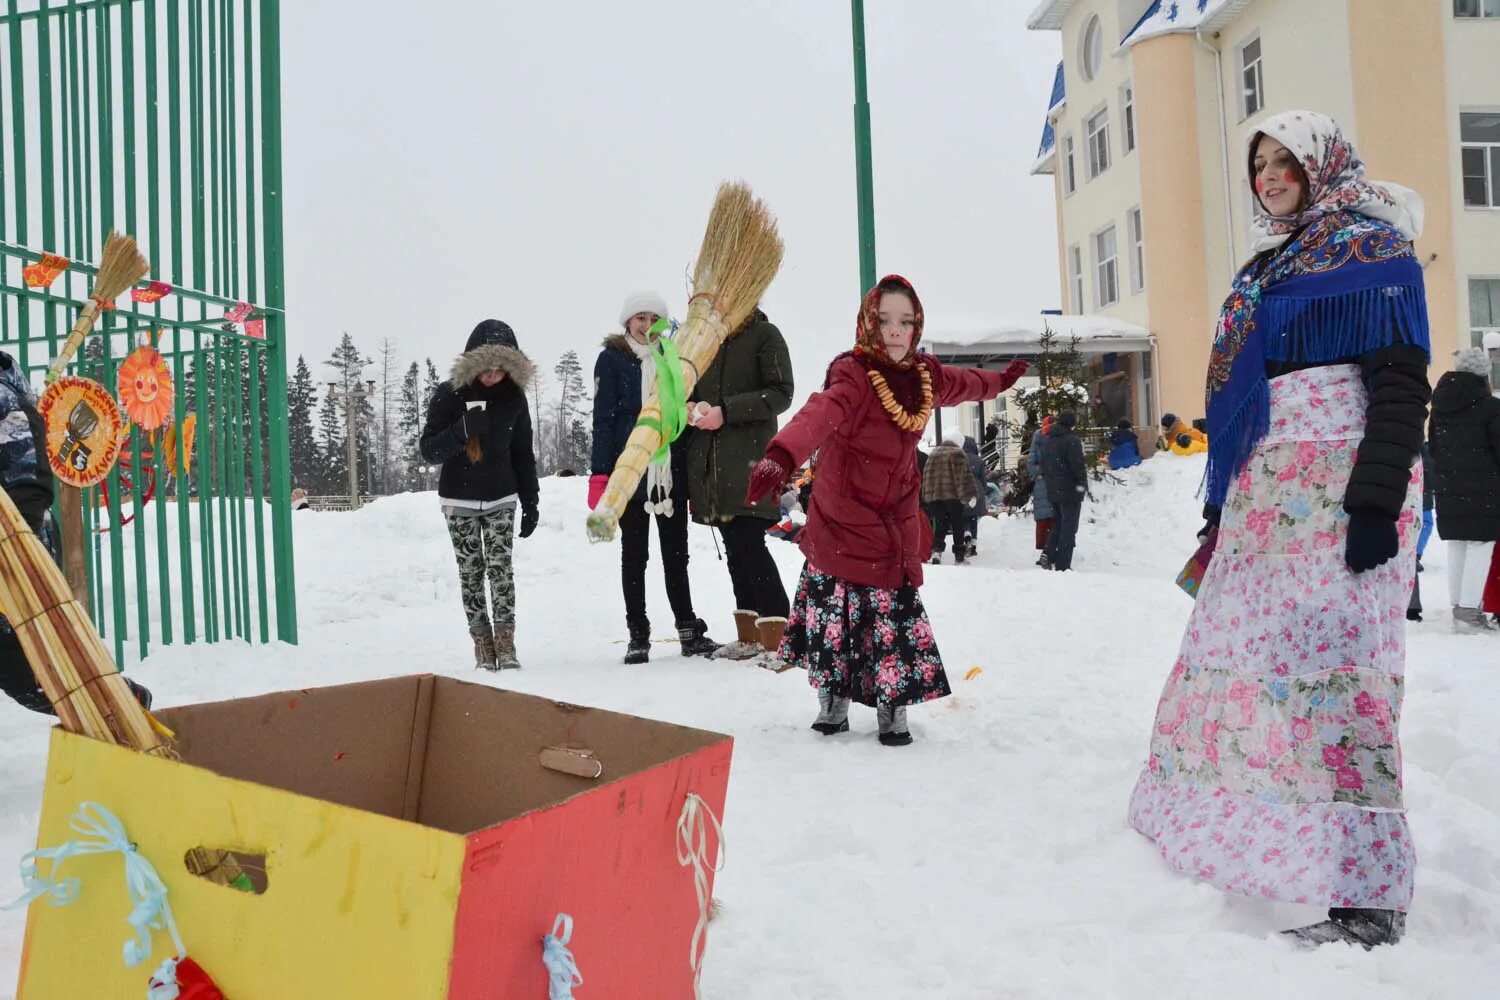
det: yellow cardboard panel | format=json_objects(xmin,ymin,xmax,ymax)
[{"xmin": 19, "ymin": 730, "xmax": 466, "ymax": 999}]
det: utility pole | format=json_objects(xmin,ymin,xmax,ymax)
[
  {"xmin": 851, "ymin": 0, "xmax": 877, "ymax": 295},
  {"xmin": 326, "ymin": 377, "xmax": 376, "ymax": 510}
]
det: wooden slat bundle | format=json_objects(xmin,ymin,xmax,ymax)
[{"xmin": 0, "ymin": 487, "xmax": 167, "ymax": 753}]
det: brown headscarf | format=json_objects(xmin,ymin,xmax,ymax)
[{"xmin": 854, "ymin": 274, "xmax": 925, "ymax": 371}]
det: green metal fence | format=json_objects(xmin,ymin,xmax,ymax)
[{"xmin": 0, "ymin": 0, "xmax": 296, "ymax": 665}]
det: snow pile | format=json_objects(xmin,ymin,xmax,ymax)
[{"xmin": 0, "ymin": 459, "xmax": 1494, "ymax": 998}]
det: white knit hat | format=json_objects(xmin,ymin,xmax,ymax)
[
  {"xmin": 618, "ymin": 291, "xmax": 669, "ymax": 328},
  {"xmin": 942, "ymin": 427, "xmax": 966, "ymax": 446},
  {"xmin": 1454, "ymin": 346, "xmax": 1491, "ymax": 377}
]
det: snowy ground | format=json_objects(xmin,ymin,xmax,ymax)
[{"xmin": 0, "ymin": 455, "xmax": 1496, "ymax": 998}]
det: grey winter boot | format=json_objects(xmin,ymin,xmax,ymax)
[
  {"xmin": 1284, "ymin": 908, "xmax": 1406, "ymax": 950},
  {"xmin": 810, "ymin": 688, "xmax": 851, "ymax": 736},
  {"xmin": 492, "ymin": 625, "xmax": 522, "ymax": 670},
  {"xmin": 876, "ymin": 704, "xmax": 912, "ymax": 747},
  {"xmin": 1452, "ymin": 606, "xmax": 1496, "ymax": 633},
  {"xmin": 471, "ymin": 626, "xmax": 498, "ymax": 671}
]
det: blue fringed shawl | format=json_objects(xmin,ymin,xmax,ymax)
[{"xmin": 1203, "ymin": 211, "xmax": 1431, "ymax": 507}]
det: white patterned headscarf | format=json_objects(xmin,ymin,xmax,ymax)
[{"xmin": 1247, "ymin": 110, "xmax": 1424, "ymax": 253}]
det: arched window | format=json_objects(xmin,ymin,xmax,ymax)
[{"xmin": 1081, "ymin": 16, "xmax": 1103, "ymax": 81}]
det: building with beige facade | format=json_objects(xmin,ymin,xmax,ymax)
[{"xmin": 1027, "ymin": 0, "xmax": 1500, "ymax": 428}]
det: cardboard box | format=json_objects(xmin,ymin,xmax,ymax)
[{"xmin": 17, "ymin": 675, "xmax": 733, "ymax": 998}]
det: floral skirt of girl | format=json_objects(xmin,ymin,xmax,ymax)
[{"xmin": 778, "ymin": 564, "xmax": 951, "ymax": 708}]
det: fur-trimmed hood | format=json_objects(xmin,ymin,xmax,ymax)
[
  {"xmin": 451, "ymin": 343, "xmax": 534, "ymax": 390},
  {"xmin": 602, "ymin": 333, "xmax": 635, "ymax": 357}
]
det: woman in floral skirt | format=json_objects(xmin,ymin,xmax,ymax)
[
  {"xmin": 1128, "ymin": 111, "xmax": 1432, "ymax": 948},
  {"xmin": 744, "ymin": 275, "xmax": 1027, "ymax": 746}
]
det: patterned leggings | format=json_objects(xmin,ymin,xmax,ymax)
[{"xmin": 445, "ymin": 507, "xmax": 516, "ymax": 630}]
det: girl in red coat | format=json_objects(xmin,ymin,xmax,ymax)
[{"xmin": 745, "ymin": 275, "xmax": 1027, "ymax": 746}]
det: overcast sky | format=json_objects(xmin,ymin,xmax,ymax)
[{"xmin": 279, "ymin": 1, "xmax": 1062, "ymax": 403}]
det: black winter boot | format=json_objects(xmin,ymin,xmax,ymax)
[
  {"xmin": 1283, "ymin": 908, "xmax": 1406, "ymax": 950},
  {"xmin": 676, "ymin": 618, "xmax": 721, "ymax": 658},
  {"xmin": 624, "ymin": 621, "xmax": 651, "ymax": 665}
]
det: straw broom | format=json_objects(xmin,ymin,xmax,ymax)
[
  {"xmin": 45, "ymin": 230, "xmax": 150, "ymax": 383},
  {"xmin": 587, "ymin": 183, "xmax": 784, "ymax": 542}
]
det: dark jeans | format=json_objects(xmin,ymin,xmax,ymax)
[
  {"xmin": 1043, "ymin": 498, "xmax": 1083, "ymax": 571},
  {"xmin": 718, "ymin": 516, "xmax": 789, "ymax": 619},
  {"xmin": 931, "ymin": 500, "xmax": 968, "ymax": 556},
  {"xmin": 619, "ymin": 496, "xmax": 696, "ymax": 630}
]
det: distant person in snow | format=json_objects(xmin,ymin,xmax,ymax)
[
  {"xmin": 420, "ymin": 320, "xmax": 539, "ymax": 671},
  {"xmin": 1027, "ymin": 416, "xmax": 1055, "ymax": 566},
  {"xmin": 589, "ymin": 292, "xmax": 718, "ymax": 664},
  {"xmin": 1107, "ymin": 418, "xmax": 1143, "ymax": 469},
  {"xmin": 1129, "ymin": 112, "xmax": 1431, "ymax": 949},
  {"xmin": 743, "ymin": 275, "xmax": 1027, "ymax": 746},
  {"xmin": 1039, "ymin": 410, "xmax": 1087, "ymax": 571},
  {"xmin": 961, "ymin": 434, "xmax": 988, "ymax": 556},
  {"xmin": 921, "ymin": 428, "xmax": 978, "ymax": 564},
  {"xmin": 1429, "ymin": 346, "xmax": 1500, "ymax": 633}
]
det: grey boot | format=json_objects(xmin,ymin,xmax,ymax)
[
  {"xmin": 876, "ymin": 704, "xmax": 912, "ymax": 747},
  {"xmin": 810, "ymin": 688, "xmax": 851, "ymax": 735},
  {"xmin": 1453, "ymin": 606, "xmax": 1496, "ymax": 633}
]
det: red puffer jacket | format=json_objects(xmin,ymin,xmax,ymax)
[{"xmin": 767, "ymin": 353, "xmax": 1017, "ymax": 589}]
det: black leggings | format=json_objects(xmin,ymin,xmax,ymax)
[{"xmin": 717, "ymin": 516, "xmax": 790, "ymax": 619}]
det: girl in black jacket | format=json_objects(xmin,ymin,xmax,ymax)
[{"xmin": 420, "ymin": 320, "xmax": 539, "ymax": 669}]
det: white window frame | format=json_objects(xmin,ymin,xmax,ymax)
[
  {"xmin": 1085, "ymin": 105, "xmax": 1111, "ymax": 181},
  {"xmin": 1460, "ymin": 109, "xmax": 1500, "ymax": 209},
  {"xmin": 1068, "ymin": 244, "xmax": 1085, "ymax": 313},
  {"xmin": 1454, "ymin": 0, "xmax": 1500, "ymax": 18},
  {"xmin": 1238, "ymin": 34, "xmax": 1264, "ymax": 121},
  {"xmin": 1464, "ymin": 277, "xmax": 1500, "ymax": 386},
  {"xmin": 1063, "ymin": 134, "xmax": 1077, "ymax": 196},
  {"xmin": 1121, "ymin": 82, "xmax": 1136, "ymax": 154},
  {"xmin": 1093, "ymin": 224, "xmax": 1120, "ymax": 309},
  {"xmin": 1127, "ymin": 207, "xmax": 1146, "ymax": 294}
]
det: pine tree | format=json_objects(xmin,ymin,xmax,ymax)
[
  {"xmin": 399, "ymin": 361, "xmax": 424, "ymax": 491},
  {"xmin": 423, "ymin": 359, "xmax": 441, "ymax": 412},
  {"xmin": 552, "ymin": 350, "xmax": 589, "ymax": 475},
  {"xmin": 288, "ymin": 355, "xmax": 320, "ymax": 495},
  {"xmin": 374, "ymin": 338, "xmax": 400, "ymax": 494},
  {"xmin": 322, "ymin": 333, "xmax": 375, "ymax": 501}
]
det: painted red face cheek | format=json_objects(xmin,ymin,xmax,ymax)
[{"xmin": 1255, "ymin": 176, "xmax": 1266, "ymax": 194}]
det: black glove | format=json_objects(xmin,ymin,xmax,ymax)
[
  {"xmin": 1345, "ymin": 510, "xmax": 1398, "ymax": 574},
  {"xmin": 1197, "ymin": 505, "xmax": 1221, "ymax": 543},
  {"xmin": 459, "ymin": 407, "xmax": 490, "ymax": 441},
  {"xmin": 519, "ymin": 504, "xmax": 538, "ymax": 539}
]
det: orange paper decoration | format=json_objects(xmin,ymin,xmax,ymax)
[
  {"xmin": 163, "ymin": 413, "xmax": 197, "ymax": 476},
  {"xmin": 37, "ymin": 376, "xmax": 126, "ymax": 487},
  {"xmin": 22, "ymin": 253, "xmax": 69, "ymax": 288},
  {"xmin": 244, "ymin": 318, "xmax": 266, "ymax": 340},
  {"xmin": 117, "ymin": 345, "xmax": 175, "ymax": 430}
]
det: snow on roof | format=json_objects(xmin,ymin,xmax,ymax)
[
  {"xmin": 1031, "ymin": 61, "xmax": 1067, "ymax": 175},
  {"xmin": 1026, "ymin": 0, "xmax": 1080, "ymax": 31},
  {"xmin": 923, "ymin": 313, "xmax": 1153, "ymax": 359},
  {"xmin": 1118, "ymin": 0, "xmax": 1256, "ymax": 47}
]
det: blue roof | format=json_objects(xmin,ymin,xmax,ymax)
[
  {"xmin": 1122, "ymin": 0, "xmax": 1162, "ymax": 44},
  {"xmin": 1034, "ymin": 61, "xmax": 1066, "ymax": 162},
  {"xmin": 1121, "ymin": 0, "xmax": 1224, "ymax": 46}
]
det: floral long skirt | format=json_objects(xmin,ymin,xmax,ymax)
[
  {"xmin": 1128, "ymin": 364, "xmax": 1419, "ymax": 910},
  {"xmin": 777, "ymin": 564, "xmax": 950, "ymax": 708}
]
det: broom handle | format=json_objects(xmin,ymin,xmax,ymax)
[
  {"xmin": 590, "ymin": 307, "xmax": 728, "ymax": 539},
  {"xmin": 46, "ymin": 300, "xmax": 103, "ymax": 383}
]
